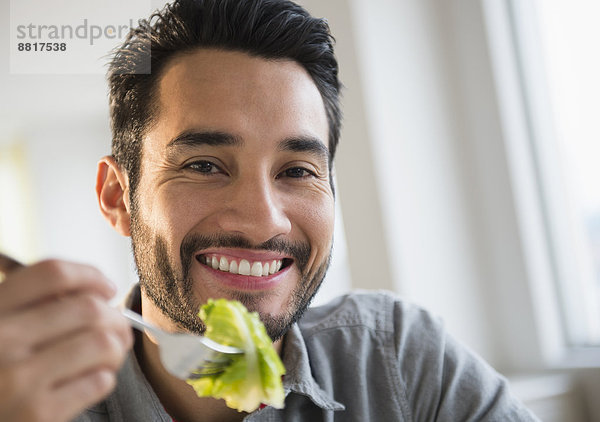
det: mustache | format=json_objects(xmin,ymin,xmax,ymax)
[{"xmin": 180, "ymin": 233, "xmax": 311, "ymax": 279}]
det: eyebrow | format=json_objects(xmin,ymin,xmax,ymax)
[
  {"xmin": 166, "ymin": 130, "xmax": 329, "ymax": 162},
  {"xmin": 166, "ymin": 130, "xmax": 242, "ymax": 149},
  {"xmin": 278, "ymin": 136, "xmax": 330, "ymax": 163}
]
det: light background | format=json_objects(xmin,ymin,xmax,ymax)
[{"xmin": 1, "ymin": 1, "xmax": 598, "ymax": 420}]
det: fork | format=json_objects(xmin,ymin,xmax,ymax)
[
  {"xmin": 121, "ymin": 308, "xmax": 242, "ymax": 379},
  {"xmin": 0, "ymin": 252, "xmax": 243, "ymax": 380}
]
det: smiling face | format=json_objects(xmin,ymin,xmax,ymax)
[{"xmin": 129, "ymin": 49, "xmax": 334, "ymax": 340}]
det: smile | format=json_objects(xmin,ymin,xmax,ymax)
[{"xmin": 196, "ymin": 254, "xmax": 291, "ymax": 277}]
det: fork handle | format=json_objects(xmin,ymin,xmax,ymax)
[{"xmin": 121, "ymin": 308, "xmax": 161, "ymax": 336}]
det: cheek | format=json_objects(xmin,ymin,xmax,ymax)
[
  {"xmin": 293, "ymin": 195, "xmax": 335, "ymax": 250},
  {"xmin": 145, "ymin": 185, "xmax": 216, "ymax": 242}
]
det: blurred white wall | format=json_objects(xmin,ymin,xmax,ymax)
[
  {"xmin": 300, "ymin": 0, "xmax": 596, "ymax": 420},
  {"xmin": 302, "ymin": 0, "xmax": 500, "ymax": 363}
]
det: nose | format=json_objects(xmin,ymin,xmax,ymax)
[{"xmin": 216, "ymin": 175, "xmax": 292, "ymax": 244}]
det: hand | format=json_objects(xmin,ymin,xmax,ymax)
[{"xmin": 0, "ymin": 259, "xmax": 133, "ymax": 422}]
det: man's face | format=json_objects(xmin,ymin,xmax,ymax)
[{"xmin": 130, "ymin": 49, "xmax": 334, "ymax": 340}]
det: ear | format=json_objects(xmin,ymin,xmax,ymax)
[{"xmin": 96, "ymin": 156, "xmax": 131, "ymax": 236}]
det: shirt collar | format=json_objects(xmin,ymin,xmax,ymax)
[{"xmin": 281, "ymin": 323, "xmax": 345, "ymax": 411}]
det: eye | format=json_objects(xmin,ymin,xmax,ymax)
[
  {"xmin": 185, "ymin": 160, "xmax": 223, "ymax": 175},
  {"xmin": 281, "ymin": 167, "xmax": 315, "ymax": 178}
]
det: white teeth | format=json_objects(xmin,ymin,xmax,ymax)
[
  {"xmin": 202, "ymin": 255, "xmax": 284, "ymax": 277},
  {"xmin": 251, "ymin": 261, "xmax": 263, "ymax": 277},
  {"xmin": 219, "ymin": 256, "xmax": 229, "ymax": 271},
  {"xmin": 238, "ymin": 259, "xmax": 251, "ymax": 276}
]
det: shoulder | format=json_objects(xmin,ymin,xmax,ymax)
[
  {"xmin": 299, "ymin": 292, "xmax": 539, "ymax": 420},
  {"xmin": 299, "ymin": 290, "xmax": 442, "ymax": 338},
  {"xmin": 300, "ymin": 291, "xmax": 451, "ymax": 374},
  {"xmin": 294, "ymin": 291, "xmax": 448, "ymax": 419}
]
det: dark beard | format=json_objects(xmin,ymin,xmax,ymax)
[{"xmin": 130, "ymin": 216, "xmax": 331, "ymax": 341}]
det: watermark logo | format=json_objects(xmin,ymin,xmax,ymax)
[
  {"xmin": 10, "ymin": 0, "xmax": 151, "ymax": 74},
  {"xmin": 15, "ymin": 19, "xmax": 137, "ymax": 46}
]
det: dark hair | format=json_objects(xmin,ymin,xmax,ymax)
[{"xmin": 107, "ymin": 0, "xmax": 341, "ymax": 196}]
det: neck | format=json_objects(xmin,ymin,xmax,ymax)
[
  {"xmin": 137, "ymin": 294, "xmax": 282, "ymax": 422},
  {"xmin": 136, "ymin": 331, "xmax": 246, "ymax": 422}
]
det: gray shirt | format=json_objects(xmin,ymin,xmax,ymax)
[{"xmin": 74, "ymin": 289, "xmax": 539, "ymax": 421}]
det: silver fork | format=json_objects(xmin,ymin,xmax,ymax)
[
  {"xmin": 0, "ymin": 252, "xmax": 243, "ymax": 380},
  {"xmin": 121, "ymin": 308, "xmax": 242, "ymax": 379}
]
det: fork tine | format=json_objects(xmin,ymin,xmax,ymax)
[
  {"xmin": 187, "ymin": 371, "xmax": 223, "ymax": 380},
  {"xmin": 202, "ymin": 356, "xmax": 235, "ymax": 364},
  {"xmin": 120, "ymin": 308, "xmax": 243, "ymax": 380},
  {"xmin": 199, "ymin": 336, "xmax": 244, "ymax": 355},
  {"xmin": 183, "ymin": 355, "xmax": 236, "ymax": 379},
  {"xmin": 186, "ymin": 361, "xmax": 232, "ymax": 378},
  {"xmin": 187, "ymin": 370, "xmax": 225, "ymax": 379},
  {"xmin": 196, "ymin": 358, "xmax": 233, "ymax": 366}
]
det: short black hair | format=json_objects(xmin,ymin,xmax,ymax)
[{"xmin": 107, "ymin": 0, "xmax": 341, "ymax": 196}]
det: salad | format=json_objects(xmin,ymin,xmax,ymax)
[{"xmin": 186, "ymin": 299, "xmax": 286, "ymax": 412}]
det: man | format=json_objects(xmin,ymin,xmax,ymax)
[{"xmin": 0, "ymin": 0, "xmax": 539, "ymax": 420}]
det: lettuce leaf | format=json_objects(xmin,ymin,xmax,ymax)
[{"xmin": 186, "ymin": 299, "xmax": 286, "ymax": 412}]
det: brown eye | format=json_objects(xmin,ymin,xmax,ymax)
[
  {"xmin": 187, "ymin": 161, "xmax": 221, "ymax": 174},
  {"xmin": 283, "ymin": 167, "xmax": 312, "ymax": 178}
]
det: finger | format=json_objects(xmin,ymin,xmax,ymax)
[
  {"xmin": 34, "ymin": 328, "xmax": 130, "ymax": 391},
  {"xmin": 51, "ymin": 369, "xmax": 117, "ymax": 422},
  {"xmin": 9, "ymin": 369, "xmax": 117, "ymax": 422},
  {"xmin": 0, "ymin": 260, "xmax": 117, "ymax": 314},
  {"xmin": 0, "ymin": 293, "xmax": 132, "ymax": 362},
  {"xmin": 0, "ymin": 253, "xmax": 23, "ymax": 274}
]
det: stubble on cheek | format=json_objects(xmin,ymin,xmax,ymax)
[
  {"xmin": 243, "ymin": 250, "xmax": 332, "ymax": 341},
  {"xmin": 131, "ymin": 216, "xmax": 205, "ymax": 334}
]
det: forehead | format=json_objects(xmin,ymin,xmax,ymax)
[{"xmin": 147, "ymin": 48, "xmax": 329, "ymax": 153}]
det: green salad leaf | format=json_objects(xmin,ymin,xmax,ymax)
[{"xmin": 186, "ymin": 299, "xmax": 286, "ymax": 412}]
